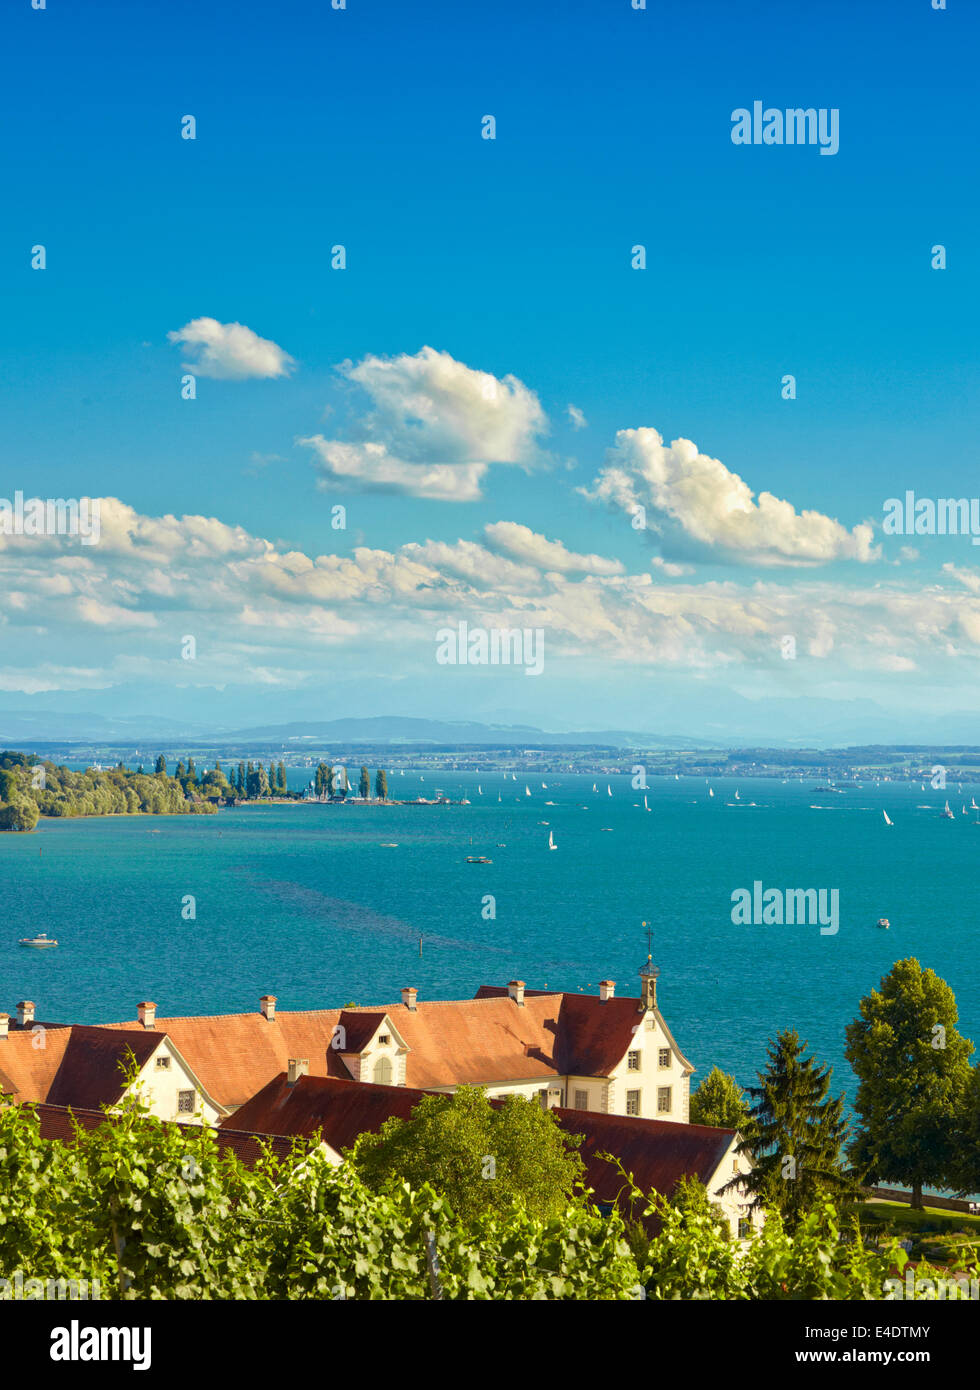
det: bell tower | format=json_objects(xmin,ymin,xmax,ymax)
[{"xmin": 639, "ymin": 920, "xmax": 659, "ymax": 1011}]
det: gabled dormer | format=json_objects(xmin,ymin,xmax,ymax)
[{"xmin": 334, "ymin": 1010, "xmax": 409, "ymax": 1085}]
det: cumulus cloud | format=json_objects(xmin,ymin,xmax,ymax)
[
  {"xmin": 567, "ymin": 404, "xmax": 587, "ymax": 430},
  {"xmin": 483, "ymin": 522, "xmax": 623, "ymax": 576},
  {"xmin": 2, "ymin": 496, "xmax": 979, "ymax": 698},
  {"xmin": 582, "ymin": 427, "xmax": 878, "ymax": 568},
  {"xmin": 299, "ymin": 346, "xmax": 548, "ymax": 500},
  {"xmin": 167, "ymin": 317, "xmax": 295, "ymax": 380}
]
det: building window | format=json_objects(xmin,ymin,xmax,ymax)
[
  {"xmin": 645, "ymin": 1015, "xmax": 655, "ymax": 1031},
  {"xmin": 574, "ymin": 1089, "xmax": 588, "ymax": 1110},
  {"xmin": 733, "ymin": 1158, "xmax": 740, "ymax": 1174},
  {"xmin": 737, "ymin": 1218, "xmax": 751, "ymax": 1239},
  {"xmin": 658, "ymin": 1047, "xmax": 671, "ymax": 1068},
  {"xmin": 155, "ymin": 1056, "xmax": 171, "ymax": 1069},
  {"xmin": 378, "ymin": 1033, "xmax": 390, "ymax": 1046},
  {"xmin": 627, "ymin": 1050, "xmax": 641, "ymax": 1071},
  {"xmin": 373, "ymin": 1056, "xmax": 393, "ymax": 1085},
  {"xmin": 626, "ymin": 1090, "xmax": 641, "ymax": 1116},
  {"xmin": 657, "ymin": 1086, "xmax": 672, "ymax": 1114},
  {"xmin": 177, "ymin": 1090, "xmax": 195, "ymax": 1114}
]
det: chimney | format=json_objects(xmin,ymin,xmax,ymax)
[
  {"xmin": 507, "ymin": 980, "xmax": 525, "ymax": 1006},
  {"xmin": 137, "ymin": 1001, "xmax": 156, "ymax": 1029},
  {"xmin": 287, "ymin": 1058, "xmax": 309, "ymax": 1086},
  {"xmin": 16, "ymin": 1000, "xmax": 35, "ymax": 1027},
  {"xmin": 401, "ymin": 986, "xmax": 418, "ymax": 1011},
  {"xmin": 598, "ymin": 980, "xmax": 615, "ymax": 1002},
  {"xmin": 539, "ymin": 1086, "xmax": 562, "ymax": 1111},
  {"xmin": 0, "ymin": 1014, "xmax": 8, "ymax": 1041},
  {"xmin": 260, "ymin": 994, "xmax": 277, "ymax": 1021}
]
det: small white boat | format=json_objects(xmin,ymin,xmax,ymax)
[
  {"xmin": 644, "ymin": 795, "xmax": 650, "ymax": 811},
  {"xmin": 477, "ymin": 785, "xmax": 482, "ymax": 795},
  {"xmin": 592, "ymin": 783, "xmax": 598, "ymax": 793},
  {"xmin": 380, "ymin": 843, "xmax": 399, "ymax": 848},
  {"xmin": 541, "ymin": 782, "xmax": 547, "ymax": 789},
  {"xmin": 548, "ymin": 831, "xmax": 556, "ymax": 850},
  {"xmin": 883, "ymin": 810, "xmax": 893, "ymax": 826},
  {"xmin": 525, "ymin": 785, "xmax": 531, "ymax": 796},
  {"xmin": 942, "ymin": 801, "xmax": 955, "ymax": 819},
  {"xmin": 607, "ymin": 785, "xmax": 612, "ymax": 796},
  {"xmin": 19, "ymin": 933, "xmax": 57, "ymax": 949},
  {"xmin": 876, "ymin": 918, "xmax": 890, "ymax": 929},
  {"xmin": 708, "ymin": 787, "xmax": 714, "ymax": 797},
  {"xmin": 734, "ymin": 789, "xmax": 740, "ymax": 801}
]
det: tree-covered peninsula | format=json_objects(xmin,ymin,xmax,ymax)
[{"xmin": 0, "ymin": 750, "xmax": 217, "ymax": 831}]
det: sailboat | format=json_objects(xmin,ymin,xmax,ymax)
[
  {"xmin": 541, "ymin": 782, "xmax": 547, "ymax": 789},
  {"xmin": 477, "ymin": 785, "xmax": 482, "ymax": 795},
  {"xmin": 883, "ymin": 810, "xmax": 893, "ymax": 826},
  {"xmin": 708, "ymin": 787, "xmax": 714, "ymax": 798},
  {"xmin": 734, "ymin": 789, "xmax": 740, "ymax": 801},
  {"xmin": 972, "ymin": 797, "xmax": 978, "ymax": 810},
  {"xmin": 548, "ymin": 830, "xmax": 557, "ymax": 850},
  {"xmin": 592, "ymin": 783, "xmax": 598, "ymax": 793},
  {"xmin": 525, "ymin": 785, "xmax": 531, "ymax": 796},
  {"xmin": 497, "ymin": 793, "xmax": 502, "ymax": 802},
  {"xmin": 942, "ymin": 800, "xmax": 955, "ymax": 819},
  {"xmin": 607, "ymin": 785, "xmax": 612, "ymax": 796},
  {"xmin": 643, "ymin": 794, "xmax": 650, "ymax": 811}
]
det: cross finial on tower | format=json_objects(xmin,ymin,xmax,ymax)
[{"xmin": 643, "ymin": 919, "xmax": 653, "ymax": 962}]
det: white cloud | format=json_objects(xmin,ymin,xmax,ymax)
[
  {"xmin": 582, "ymin": 427, "xmax": 878, "ymax": 568},
  {"xmin": 167, "ymin": 317, "xmax": 295, "ymax": 380},
  {"xmin": 483, "ymin": 522, "xmax": 623, "ymax": 576},
  {"xmin": 567, "ymin": 404, "xmax": 587, "ymax": 430},
  {"xmin": 300, "ymin": 346, "xmax": 548, "ymax": 500},
  {"xmin": 2, "ymin": 496, "xmax": 980, "ymax": 698}
]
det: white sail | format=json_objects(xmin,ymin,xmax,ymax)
[
  {"xmin": 542, "ymin": 782, "xmax": 547, "ymax": 789},
  {"xmin": 548, "ymin": 830, "xmax": 556, "ymax": 850},
  {"xmin": 708, "ymin": 787, "xmax": 714, "ymax": 797},
  {"xmin": 734, "ymin": 789, "xmax": 740, "ymax": 801},
  {"xmin": 883, "ymin": 810, "xmax": 893, "ymax": 825},
  {"xmin": 607, "ymin": 785, "xmax": 612, "ymax": 796},
  {"xmin": 478, "ymin": 785, "xmax": 482, "ymax": 794},
  {"xmin": 525, "ymin": 785, "xmax": 531, "ymax": 796},
  {"xmin": 643, "ymin": 795, "xmax": 650, "ymax": 811}
]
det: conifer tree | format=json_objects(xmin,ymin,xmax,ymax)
[
  {"xmin": 276, "ymin": 761, "xmax": 287, "ymax": 794},
  {"xmin": 375, "ymin": 769, "xmax": 388, "ymax": 800},
  {"xmin": 359, "ymin": 766, "xmax": 370, "ymax": 799},
  {"xmin": 727, "ymin": 1029, "xmax": 856, "ymax": 1230},
  {"xmin": 155, "ymin": 755, "xmax": 167, "ymax": 775},
  {"xmin": 236, "ymin": 762, "xmax": 246, "ymax": 796}
]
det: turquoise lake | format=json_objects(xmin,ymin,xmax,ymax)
[{"xmin": 3, "ymin": 771, "xmax": 978, "ymax": 1106}]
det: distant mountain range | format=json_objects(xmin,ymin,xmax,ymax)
[{"xmin": 0, "ymin": 703, "xmax": 976, "ymax": 750}]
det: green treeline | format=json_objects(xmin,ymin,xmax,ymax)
[{"xmin": 0, "ymin": 750, "xmax": 217, "ymax": 831}]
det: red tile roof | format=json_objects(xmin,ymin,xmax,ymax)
[
  {"xmin": 223, "ymin": 1073, "xmax": 736, "ymax": 1203},
  {"xmin": 226, "ymin": 1074, "xmax": 427, "ymax": 1151},
  {"xmin": 25, "ymin": 1103, "xmax": 298, "ymax": 1168},
  {"xmin": 553, "ymin": 1109, "xmax": 735, "ymax": 1204},
  {"xmin": 0, "ymin": 1025, "xmax": 159, "ymax": 1108},
  {"xmin": 92, "ymin": 981, "xmax": 691, "ymax": 1110}
]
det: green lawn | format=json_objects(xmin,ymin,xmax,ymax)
[{"xmin": 857, "ymin": 1201, "xmax": 980, "ymax": 1266}]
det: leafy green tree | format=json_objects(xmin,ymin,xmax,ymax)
[
  {"xmin": 846, "ymin": 958, "xmax": 973, "ymax": 1208},
  {"xmin": 729, "ymin": 1030, "xmax": 856, "ymax": 1231},
  {"xmin": 276, "ymin": 761, "xmax": 287, "ymax": 794},
  {"xmin": 155, "ymin": 755, "xmax": 167, "ymax": 775},
  {"xmin": 315, "ymin": 762, "xmax": 328, "ymax": 797},
  {"xmin": 175, "ymin": 760, "xmax": 185, "ymax": 780},
  {"xmin": 185, "ymin": 757, "xmax": 198, "ymax": 787},
  {"xmin": 690, "ymin": 1067, "xmax": 751, "ymax": 1131},
  {"xmin": 236, "ymin": 762, "xmax": 246, "ymax": 796},
  {"xmin": 375, "ymin": 769, "xmax": 388, "ymax": 800},
  {"xmin": 0, "ymin": 798, "xmax": 40, "ymax": 832},
  {"xmin": 349, "ymin": 1085, "xmax": 584, "ymax": 1224},
  {"xmin": 359, "ymin": 766, "xmax": 371, "ymax": 799},
  {"xmin": 0, "ymin": 768, "xmax": 18, "ymax": 801}
]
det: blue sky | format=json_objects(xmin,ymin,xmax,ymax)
[{"xmin": 1, "ymin": 0, "xmax": 978, "ymax": 741}]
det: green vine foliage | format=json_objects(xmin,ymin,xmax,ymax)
[{"xmin": 0, "ymin": 1094, "xmax": 969, "ymax": 1301}]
